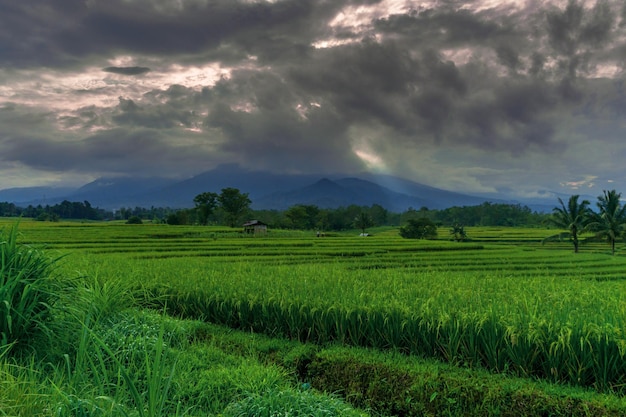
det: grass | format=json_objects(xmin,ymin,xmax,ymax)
[
  {"xmin": 4, "ymin": 219, "xmax": 626, "ymax": 415},
  {"xmin": 222, "ymin": 387, "xmax": 369, "ymax": 417},
  {"xmin": 0, "ymin": 222, "xmax": 60, "ymax": 354},
  {"xmin": 0, "ymin": 224, "xmax": 369, "ymax": 416},
  {"xmin": 58, "ymin": 226, "xmax": 626, "ymax": 390}
]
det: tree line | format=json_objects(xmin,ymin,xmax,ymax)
[
  {"xmin": 183, "ymin": 189, "xmax": 548, "ymax": 232},
  {"xmin": 0, "ymin": 200, "xmax": 105, "ymax": 221},
  {"xmin": 0, "ymin": 187, "xmax": 548, "ymax": 230}
]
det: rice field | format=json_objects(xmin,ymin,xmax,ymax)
[{"xmin": 7, "ymin": 219, "xmax": 626, "ymax": 393}]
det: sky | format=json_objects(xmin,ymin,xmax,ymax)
[{"xmin": 1, "ymin": 0, "xmax": 625, "ymax": 200}]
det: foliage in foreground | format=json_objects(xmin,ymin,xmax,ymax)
[
  {"xmin": 6, "ymin": 220, "xmax": 626, "ymax": 416},
  {"xmin": 0, "ymin": 308, "xmax": 369, "ymax": 416},
  {"xmin": 307, "ymin": 346, "xmax": 626, "ymax": 417},
  {"xmin": 0, "ymin": 230, "xmax": 367, "ymax": 417},
  {"xmin": 222, "ymin": 387, "xmax": 368, "ymax": 417},
  {"xmin": 164, "ymin": 322, "xmax": 626, "ymax": 417},
  {"xmin": 0, "ymin": 223, "xmax": 58, "ymax": 353},
  {"xmin": 159, "ymin": 284, "xmax": 626, "ymax": 394}
]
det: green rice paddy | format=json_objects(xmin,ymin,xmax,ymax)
[{"xmin": 8, "ymin": 219, "xmax": 626, "ymax": 393}]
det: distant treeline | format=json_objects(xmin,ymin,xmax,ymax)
[
  {"xmin": 0, "ymin": 200, "xmax": 105, "ymax": 221},
  {"xmin": 251, "ymin": 202, "xmax": 547, "ymax": 230},
  {"xmin": 0, "ymin": 199, "xmax": 548, "ymax": 229}
]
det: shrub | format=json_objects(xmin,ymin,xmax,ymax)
[
  {"xmin": 126, "ymin": 216, "xmax": 143, "ymax": 224},
  {"xmin": 399, "ymin": 218, "xmax": 438, "ymax": 239}
]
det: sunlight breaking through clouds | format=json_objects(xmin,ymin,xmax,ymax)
[
  {"xmin": 354, "ymin": 148, "xmax": 387, "ymax": 172},
  {"xmin": 560, "ymin": 176, "xmax": 598, "ymax": 190},
  {"xmin": 0, "ymin": 0, "xmax": 626, "ymax": 198}
]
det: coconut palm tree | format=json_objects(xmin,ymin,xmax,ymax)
[
  {"xmin": 543, "ymin": 195, "xmax": 591, "ymax": 253},
  {"xmin": 588, "ymin": 189, "xmax": 626, "ymax": 255}
]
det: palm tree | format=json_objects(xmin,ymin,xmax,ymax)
[
  {"xmin": 543, "ymin": 195, "xmax": 591, "ymax": 253},
  {"xmin": 588, "ymin": 189, "xmax": 626, "ymax": 255},
  {"xmin": 449, "ymin": 222, "xmax": 468, "ymax": 242}
]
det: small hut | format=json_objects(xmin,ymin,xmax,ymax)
[{"xmin": 243, "ymin": 220, "xmax": 268, "ymax": 235}]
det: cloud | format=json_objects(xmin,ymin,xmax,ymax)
[
  {"xmin": 113, "ymin": 96, "xmax": 197, "ymax": 129},
  {"xmin": 560, "ymin": 175, "xmax": 597, "ymax": 189},
  {"xmin": 0, "ymin": 0, "xmax": 347, "ymax": 69},
  {"xmin": 1, "ymin": 0, "xmax": 626, "ymax": 199},
  {"xmin": 0, "ymin": 102, "xmax": 221, "ymax": 179},
  {"xmin": 204, "ymin": 70, "xmax": 362, "ymax": 174},
  {"xmin": 0, "ymin": 127, "xmax": 222, "ymax": 177},
  {"xmin": 103, "ymin": 66, "xmax": 151, "ymax": 75}
]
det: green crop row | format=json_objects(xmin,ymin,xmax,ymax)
[
  {"xmin": 61, "ymin": 250, "xmax": 626, "ymax": 392},
  {"xmin": 14, "ymin": 219, "xmax": 626, "ymax": 394},
  {"xmin": 152, "ymin": 284, "xmax": 626, "ymax": 392}
]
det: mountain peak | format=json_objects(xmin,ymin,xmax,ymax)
[
  {"xmin": 0, "ymin": 166, "xmax": 550, "ymax": 212},
  {"xmin": 309, "ymin": 178, "xmax": 342, "ymax": 189}
]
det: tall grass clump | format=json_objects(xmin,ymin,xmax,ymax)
[
  {"xmin": 0, "ymin": 223, "xmax": 58, "ymax": 353},
  {"xmin": 222, "ymin": 387, "xmax": 370, "ymax": 417}
]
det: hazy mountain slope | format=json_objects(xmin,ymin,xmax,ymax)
[
  {"xmin": 141, "ymin": 164, "xmax": 328, "ymax": 208},
  {"xmin": 55, "ymin": 177, "xmax": 178, "ymax": 209},
  {"xmin": 0, "ymin": 186, "xmax": 76, "ymax": 206},
  {"xmin": 254, "ymin": 178, "xmax": 358, "ymax": 210},
  {"xmin": 0, "ymin": 165, "xmax": 558, "ymax": 212},
  {"xmin": 358, "ymin": 173, "xmax": 494, "ymax": 208},
  {"xmin": 255, "ymin": 177, "xmax": 437, "ymax": 211}
]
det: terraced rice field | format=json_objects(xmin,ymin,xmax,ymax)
[{"xmin": 7, "ymin": 219, "xmax": 626, "ymax": 393}]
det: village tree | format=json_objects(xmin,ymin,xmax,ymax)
[
  {"xmin": 354, "ymin": 211, "xmax": 374, "ymax": 234},
  {"xmin": 218, "ymin": 187, "xmax": 252, "ymax": 228},
  {"xmin": 399, "ymin": 217, "xmax": 438, "ymax": 239},
  {"xmin": 285, "ymin": 205, "xmax": 308, "ymax": 229},
  {"xmin": 193, "ymin": 191, "xmax": 218, "ymax": 225}
]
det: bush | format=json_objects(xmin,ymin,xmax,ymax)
[
  {"xmin": 0, "ymin": 224, "xmax": 58, "ymax": 353},
  {"xmin": 399, "ymin": 218, "xmax": 438, "ymax": 239},
  {"xmin": 126, "ymin": 216, "xmax": 143, "ymax": 224}
]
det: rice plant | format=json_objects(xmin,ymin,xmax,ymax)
[{"xmin": 20, "ymin": 219, "xmax": 626, "ymax": 393}]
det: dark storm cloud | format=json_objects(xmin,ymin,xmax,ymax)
[
  {"xmin": 0, "ymin": 0, "xmax": 361, "ymax": 68},
  {"xmin": 546, "ymin": 0, "xmax": 615, "ymax": 55},
  {"xmin": 495, "ymin": 44, "xmax": 521, "ymax": 72},
  {"xmin": 118, "ymin": 0, "xmax": 624, "ymax": 169},
  {"xmin": 3, "ymin": 0, "xmax": 626, "ymax": 191},
  {"xmin": 374, "ymin": 6, "xmax": 518, "ymax": 49},
  {"xmin": 103, "ymin": 66, "xmax": 151, "ymax": 75},
  {"xmin": 543, "ymin": 0, "xmax": 618, "ymax": 99},
  {"xmin": 204, "ymin": 70, "xmax": 361, "ymax": 172},
  {"xmin": 0, "ymin": 0, "xmax": 87, "ymax": 67},
  {"xmin": 283, "ymin": 35, "xmax": 561, "ymax": 152},
  {"xmin": 287, "ymin": 39, "xmax": 421, "ymax": 133},
  {"xmin": 0, "ymin": 103, "xmax": 215, "ymax": 177},
  {"xmin": 1, "ymin": 128, "xmax": 208, "ymax": 175},
  {"xmin": 113, "ymin": 97, "xmax": 197, "ymax": 129},
  {"xmin": 58, "ymin": 106, "xmax": 106, "ymax": 131}
]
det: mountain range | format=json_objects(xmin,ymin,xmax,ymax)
[{"xmin": 0, "ymin": 165, "xmax": 560, "ymax": 213}]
